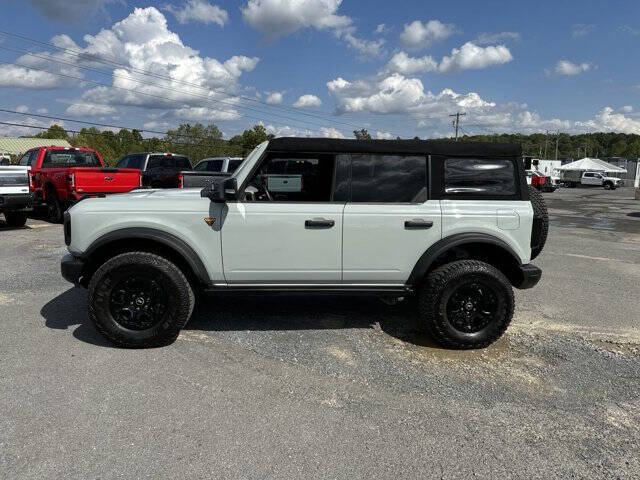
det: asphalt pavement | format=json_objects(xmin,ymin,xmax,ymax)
[{"xmin": 1, "ymin": 187, "xmax": 639, "ymax": 479}]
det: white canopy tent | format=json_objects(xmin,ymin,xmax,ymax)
[{"xmin": 556, "ymin": 157, "xmax": 627, "ymax": 173}]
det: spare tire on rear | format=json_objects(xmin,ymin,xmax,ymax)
[{"xmin": 529, "ymin": 186, "xmax": 548, "ymax": 260}]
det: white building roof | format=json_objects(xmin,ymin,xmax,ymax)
[{"xmin": 0, "ymin": 137, "xmax": 72, "ymax": 155}]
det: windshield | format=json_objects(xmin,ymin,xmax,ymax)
[{"xmin": 232, "ymin": 141, "xmax": 268, "ymax": 182}]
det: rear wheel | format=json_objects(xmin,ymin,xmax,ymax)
[
  {"xmin": 418, "ymin": 260, "xmax": 514, "ymax": 349},
  {"xmin": 88, "ymin": 251, "xmax": 195, "ymax": 348},
  {"xmin": 46, "ymin": 191, "xmax": 64, "ymax": 223},
  {"xmin": 4, "ymin": 212, "xmax": 27, "ymax": 227}
]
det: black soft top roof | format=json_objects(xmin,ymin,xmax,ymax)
[{"xmin": 267, "ymin": 137, "xmax": 521, "ymax": 158}]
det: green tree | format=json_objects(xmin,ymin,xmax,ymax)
[
  {"xmin": 35, "ymin": 124, "xmax": 68, "ymax": 140},
  {"xmin": 353, "ymin": 128, "xmax": 372, "ymax": 140},
  {"xmin": 229, "ymin": 125, "xmax": 274, "ymax": 156}
]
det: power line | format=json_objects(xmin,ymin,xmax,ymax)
[
  {"xmin": 0, "ymin": 48, "xmax": 358, "ymax": 133},
  {"xmin": 0, "ymin": 30, "xmax": 379, "ymax": 132}
]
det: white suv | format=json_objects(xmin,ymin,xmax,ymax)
[{"xmin": 61, "ymin": 138, "xmax": 547, "ymax": 349}]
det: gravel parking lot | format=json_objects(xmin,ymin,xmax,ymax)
[{"xmin": 2, "ymin": 188, "xmax": 639, "ymax": 479}]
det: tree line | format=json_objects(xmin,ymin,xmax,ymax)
[{"xmin": 28, "ymin": 123, "xmax": 640, "ymax": 166}]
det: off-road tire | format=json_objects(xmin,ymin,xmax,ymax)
[
  {"xmin": 529, "ymin": 186, "xmax": 548, "ymax": 260},
  {"xmin": 4, "ymin": 212, "xmax": 27, "ymax": 227},
  {"xmin": 418, "ymin": 260, "xmax": 514, "ymax": 349},
  {"xmin": 88, "ymin": 251, "xmax": 195, "ymax": 348}
]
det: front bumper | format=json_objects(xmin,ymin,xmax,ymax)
[
  {"xmin": 61, "ymin": 253, "xmax": 86, "ymax": 287},
  {"xmin": 0, "ymin": 193, "xmax": 33, "ymax": 211},
  {"xmin": 513, "ymin": 264, "xmax": 542, "ymax": 289}
]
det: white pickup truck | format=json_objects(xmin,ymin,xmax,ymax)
[
  {"xmin": 561, "ymin": 171, "xmax": 623, "ymax": 190},
  {"xmin": 0, "ymin": 164, "xmax": 32, "ymax": 227}
]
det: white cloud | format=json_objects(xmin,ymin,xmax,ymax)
[
  {"xmin": 620, "ymin": 105, "xmax": 633, "ymax": 113},
  {"xmin": 376, "ymin": 131, "xmax": 394, "ymax": 140},
  {"xmin": 576, "ymin": 107, "xmax": 640, "ymax": 134},
  {"xmin": 320, "ymin": 127, "xmax": 345, "ymax": 138},
  {"xmin": 553, "ymin": 60, "xmax": 594, "ymax": 76},
  {"xmin": 0, "ymin": 65, "xmax": 70, "ymax": 89},
  {"xmin": 475, "ymin": 31, "xmax": 520, "ymax": 45},
  {"xmin": 572, "ymin": 24, "xmax": 595, "ymax": 37},
  {"xmin": 619, "ymin": 25, "xmax": 640, "ymax": 36},
  {"xmin": 265, "ymin": 92, "xmax": 284, "ymax": 105},
  {"xmin": 438, "ymin": 42, "xmax": 513, "ymax": 73},
  {"xmin": 28, "ymin": 7, "xmax": 259, "ymax": 123},
  {"xmin": 374, "ymin": 24, "xmax": 388, "ymax": 35},
  {"xmin": 293, "ymin": 94, "xmax": 322, "ymax": 108},
  {"xmin": 27, "ymin": 0, "xmax": 113, "ymax": 21},
  {"xmin": 65, "ymin": 103, "xmax": 117, "ymax": 116},
  {"xmin": 399, "ymin": 20, "xmax": 456, "ymax": 50},
  {"xmin": 15, "ymin": 105, "xmax": 30, "ymax": 113},
  {"xmin": 241, "ymin": 0, "xmax": 350, "ymax": 40},
  {"xmin": 336, "ymin": 28, "xmax": 386, "ymax": 57},
  {"xmin": 385, "ymin": 51, "xmax": 438, "ymax": 75},
  {"xmin": 36, "ymin": 108, "xmax": 49, "ymax": 114},
  {"xmin": 169, "ymin": 106, "xmax": 241, "ymax": 122},
  {"xmin": 165, "ymin": 0, "xmax": 229, "ymax": 27}
]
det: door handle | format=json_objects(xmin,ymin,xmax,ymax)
[
  {"xmin": 404, "ymin": 219, "xmax": 434, "ymax": 229},
  {"xmin": 305, "ymin": 218, "xmax": 335, "ymax": 229}
]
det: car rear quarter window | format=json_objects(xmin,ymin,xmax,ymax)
[
  {"xmin": 444, "ymin": 158, "xmax": 517, "ymax": 196},
  {"xmin": 349, "ymin": 154, "xmax": 427, "ymax": 203},
  {"xmin": 228, "ymin": 159, "xmax": 243, "ymax": 172}
]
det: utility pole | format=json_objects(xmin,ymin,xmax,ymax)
[
  {"xmin": 449, "ymin": 112, "xmax": 466, "ymax": 141},
  {"xmin": 544, "ymin": 130, "xmax": 549, "ymax": 159},
  {"xmin": 554, "ymin": 130, "xmax": 560, "ymax": 160}
]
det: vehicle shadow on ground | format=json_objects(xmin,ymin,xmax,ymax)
[{"xmin": 41, "ymin": 288, "xmax": 442, "ymax": 349}]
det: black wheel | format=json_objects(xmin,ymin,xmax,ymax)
[
  {"xmin": 88, "ymin": 252, "xmax": 195, "ymax": 348},
  {"xmin": 418, "ymin": 260, "xmax": 514, "ymax": 349},
  {"xmin": 46, "ymin": 192, "xmax": 64, "ymax": 223},
  {"xmin": 529, "ymin": 186, "xmax": 548, "ymax": 260},
  {"xmin": 4, "ymin": 212, "xmax": 27, "ymax": 227},
  {"xmin": 603, "ymin": 182, "xmax": 612, "ymax": 190}
]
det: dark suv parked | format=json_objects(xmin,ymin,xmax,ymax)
[{"xmin": 116, "ymin": 152, "xmax": 191, "ymax": 189}]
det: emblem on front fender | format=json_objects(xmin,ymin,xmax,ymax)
[
  {"xmin": 204, "ymin": 217, "xmax": 216, "ymax": 226},
  {"xmin": 104, "ymin": 176, "xmax": 114, "ymax": 181}
]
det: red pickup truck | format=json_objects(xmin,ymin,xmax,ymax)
[{"xmin": 18, "ymin": 146, "xmax": 141, "ymax": 222}]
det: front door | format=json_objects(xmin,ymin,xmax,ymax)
[
  {"xmin": 341, "ymin": 153, "xmax": 442, "ymax": 283},
  {"xmin": 221, "ymin": 153, "xmax": 344, "ymax": 284}
]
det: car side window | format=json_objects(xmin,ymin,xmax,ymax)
[
  {"xmin": 349, "ymin": 154, "xmax": 427, "ymax": 203},
  {"xmin": 194, "ymin": 161, "xmax": 208, "ymax": 171},
  {"xmin": 19, "ymin": 151, "xmax": 34, "ymax": 166},
  {"xmin": 443, "ymin": 157, "xmax": 517, "ymax": 196},
  {"xmin": 245, "ymin": 154, "xmax": 336, "ymax": 202},
  {"xmin": 584, "ymin": 172, "xmax": 594, "ymax": 178}
]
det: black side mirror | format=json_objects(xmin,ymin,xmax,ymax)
[{"xmin": 201, "ymin": 177, "xmax": 237, "ymax": 202}]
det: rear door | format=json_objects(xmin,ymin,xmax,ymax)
[
  {"xmin": 221, "ymin": 152, "xmax": 343, "ymax": 284},
  {"xmin": 342, "ymin": 154, "xmax": 442, "ymax": 284},
  {"xmin": 436, "ymin": 156, "xmax": 532, "ymax": 264}
]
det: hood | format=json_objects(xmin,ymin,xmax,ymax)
[{"xmin": 68, "ymin": 187, "xmax": 208, "ymax": 214}]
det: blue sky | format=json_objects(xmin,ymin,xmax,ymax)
[{"xmin": 0, "ymin": 0, "xmax": 639, "ymax": 140}]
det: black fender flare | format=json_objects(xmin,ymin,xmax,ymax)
[
  {"xmin": 406, "ymin": 233, "xmax": 523, "ymax": 287},
  {"xmin": 84, "ymin": 227, "xmax": 210, "ymax": 286}
]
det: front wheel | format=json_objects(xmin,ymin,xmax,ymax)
[
  {"xmin": 418, "ymin": 260, "xmax": 514, "ymax": 349},
  {"xmin": 4, "ymin": 212, "xmax": 27, "ymax": 227},
  {"xmin": 603, "ymin": 182, "xmax": 612, "ymax": 190},
  {"xmin": 88, "ymin": 251, "xmax": 195, "ymax": 348}
]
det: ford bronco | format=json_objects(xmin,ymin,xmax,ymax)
[{"xmin": 61, "ymin": 138, "xmax": 547, "ymax": 349}]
